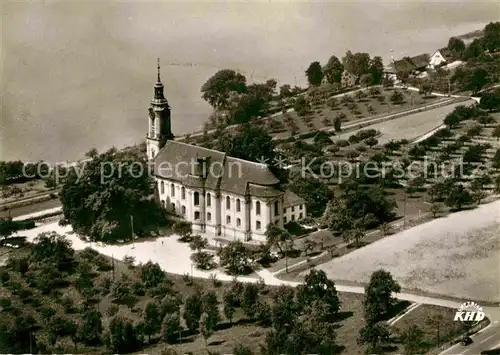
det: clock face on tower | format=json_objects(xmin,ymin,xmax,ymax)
[{"xmin": 148, "ymin": 107, "xmax": 155, "ymax": 120}]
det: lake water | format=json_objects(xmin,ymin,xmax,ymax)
[{"xmin": 2, "ymin": 1, "xmax": 498, "ymax": 163}]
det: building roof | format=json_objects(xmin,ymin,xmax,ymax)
[
  {"xmin": 436, "ymin": 47, "xmax": 454, "ymax": 61},
  {"xmin": 393, "ymin": 53, "xmax": 430, "ymax": 73},
  {"xmin": 154, "ymin": 141, "xmax": 282, "ymax": 197},
  {"xmin": 283, "ymin": 190, "xmax": 306, "ymax": 208}
]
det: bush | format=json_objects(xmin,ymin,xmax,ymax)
[{"xmin": 336, "ymin": 140, "xmax": 349, "ymax": 147}]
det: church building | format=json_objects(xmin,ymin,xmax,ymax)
[{"xmin": 147, "ymin": 60, "xmax": 306, "ymax": 242}]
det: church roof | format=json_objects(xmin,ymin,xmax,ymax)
[{"xmin": 154, "ymin": 141, "xmax": 282, "ymax": 197}]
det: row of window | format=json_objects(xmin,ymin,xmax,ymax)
[
  {"xmin": 283, "ymin": 213, "xmax": 303, "ymax": 224},
  {"xmin": 161, "ymin": 202, "xmax": 264, "ymax": 230},
  {"xmin": 160, "ymin": 182, "xmax": 275, "ymax": 216}
]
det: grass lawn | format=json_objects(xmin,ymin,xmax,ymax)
[{"xmin": 314, "ymin": 200, "xmax": 500, "ymax": 303}]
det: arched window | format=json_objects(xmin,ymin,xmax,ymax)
[
  {"xmin": 207, "ymin": 212, "xmax": 212, "ymax": 221},
  {"xmin": 226, "ymin": 196, "xmax": 231, "ymax": 209},
  {"xmin": 236, "ymin": 199, "xmax": 241, "ymax": 212},
  {"xmin": 256, "ymin": 221, "xmax": 261, "ymax": 230},
  {"xmin": 161, "ymin": 200, "xmax": 165, "ymax": 209},
  {"xmin": 194, "ymin": 192, "xmax": 200, "ymax": 206},
  {"xmin": 181, "ymin": 187, "xmax": 186, "ymax": 200},
  {"xmin": 171, "ymin": 183, "xmax": 175, "ymax": 197},
  {"xmin": 256, "ymin": 201, "xmax": 261, "ymax": 215},
  {"xmin": 160, "ymin": 181, "xmax": 164, "ymax": 194},
  {"xmin": 274, "ymin": 201, "xmax": 279, "ymax": 216},
  {"xmin": 226, "ymin": 215, "xmax": 231, "ymax": 224},
  {"xmin": 206, "ymin": 193, "xmax": 211, "ymax": 207},
  {"xmin": 182, "ymin": 205, "xmax": 186, "ymax": 215}
]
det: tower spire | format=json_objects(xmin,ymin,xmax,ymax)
[{"xmin": 157, "ymin": 57, "xmax": 161, "ymax": 83}]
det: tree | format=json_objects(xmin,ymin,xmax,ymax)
[
  {"xmin": 241, "ymin": 283, "xmax": 260, "ymax": 319},
  {"xmin": 172, "ymin": 221, "xmax": 192, "ymax": 242},
  {"xmin": 289, "ymin": 178, "xmax": 333, "ymax": 217},
  {"xmin": 215, "ymin": 123, "xmax": 277, "ymax": 167},
  {"xmin": 365, "ymin": 137, "xmax": 378, "ymax": 147},
  {"xmin": 447, "ymin": 37, "xmax": 466, "ymax": 58},
  {"xmin": 492, "ymin": 125, "xmax": 500, "ymax": 141},
  {"xmin": 480, "ymin": 90, "xmax": 500, "ymax": 112},
  {"xmin": 140, "ymin": 262, "xmax": 165, "ymax": 288},
  {"xmin": 234, "ymin": 344, "xmax": 254, "ymax": 355},
  {"xmin": 343, "ymin": 51, "xmax": 371, "ymax": 78},
  {"xmin": 265, "ymin": 224, "xmax": 291, "ymax": 255},
  {"xmin": 369, "ymin": 56, "xmax": 384, "ymax": 85},
  {"xmin": 492, "ymin": 149, "xmax": 500, "ymax": 170},
  {"xmin": 470, "ymin": 178, "xmax": 487, "ymax": 205},
  {"xmin": 360, "ymin": 73, "xmax": 373, "ymax": 87},
  {"xmin": 104, "ymin": 317, "xmax": 140, "ymax": 353},
  {"xmin": 463, "ymin": 38, "xmax": 484, "ymax": 60},
  {"xmin": 420, "ymin": 82, "xmax": 433, "ymax": 98},
  {"xmin": 161, "ymin": 313, "xmax": 181, "ymax": 344},
  {"xmin": 358, "ymin": 322, "xmax": 390, "ymax": 353},
  {"xmin": 305, "ymin": 61, "xmax": 324, "ymax": 86},
  {"xmin": 323, "ymin": 55, "xmax": 344, "ymax": 84},
  {"xmin": 223, "ymin": 289, "xmax": 236, "ymax": 324},
  {"xmin": 443, "ymin": 112, "xmax": 461, "ymax": 129},
  {"xmin": 293, "ymin": 96, "xmax": 311, "ymax": 116},
  {"xmin": 429, "ymin": 202, "xmax": 442, "ymax": 218},
  {"xmin": 483, "ymin": 21, "xmax": 500, "ymax": 53},
  {"xmin": 199, "ymin": 312, "xmax": 213, "ymax": 349},
  {"xmin": 218, "ymin": 240, "xmax": 252, "ymax": 275},
  {"xmin": 279, "ymin": 84, "xmax": 293, "ymax": 98},
  {"xmin": 334, "ymin": 116, "xmax": 341, "ymax": 132},
  {"xmin": 201, "ymin": 69, "xmax": 247, "ymax": 109},
  {"xmin": 183, "ymin": 292, "xmax": 202, "ymax": 333},
  {"xmin": 349, "ymin": 228, "xmax": 365, "ymax": 248},
  {"xmin": 364, "ymin": 269, "xmax": 401, "ymax": 323},
  {"xmin": 59, "ymin": 148, "xmax": 167, "ymax": 242},
  {"xmin": 202, "ymin": 291, "xmax": 221, "ymax": 330},
  {"xmin": 189, "ymin": 235, "xmax": 208, "ymax": 252},
  {"xmin": 468, "ymin": 68, "xmax": 489, "ymax": 95},
  {"xmin": 296, "ymin": 269, "xmax": 340, "ymax": 318},
  {"xmin": 477, "ymin": 114, "xmax": 496, "ymax": 127},
  {"xmin": 390, "ymin": 90, "xmax": 404, "ymax": 104},
  {"xmin": 445, "ymin": 184, "xmax": 473, "ymax": 210},
  {"xmin": 400, "ymin": 325, "xmax": 424, "ymax": 355},
  {"xmin": 31, "ymin": 232, "xmax": 74, "ymax": 271},
  {"xmin": 143, "ymin": 302, "xmax": 162, "ymax": 342}
]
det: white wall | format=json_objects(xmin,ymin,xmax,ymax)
[
  {"xmin": 283, "ymin": 203, "xmax": 306, "ymax": 224},
  {"xmin": 156, "ymin": 177, "xmax": 299, "ymax": 243}
]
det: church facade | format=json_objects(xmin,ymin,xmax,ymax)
[{"xmin": 147, "ymin": 60, "xmax": 306, "ymax": 242}]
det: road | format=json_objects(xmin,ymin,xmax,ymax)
[{"xmin": 439, "ymin": 320, "xmax": 500, "ymax": 355}]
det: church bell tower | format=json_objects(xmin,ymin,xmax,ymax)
[{"xmin": 147, "ymin": 58, "xmax": 173, "ymax": 160}]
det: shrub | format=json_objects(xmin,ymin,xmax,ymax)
[{"xmin": 336, "ymin": 140, "xmax": 349, "ymax": 147}]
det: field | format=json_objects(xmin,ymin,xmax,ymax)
[
  {"xmin": 265, "ymin": 87, "xmax": 441, "ymax": 140},
  {"xmin": 332, "ymin": 99, "xmax": 476, "ymax": 145},
  {"xmin": 0, "ymin": 240, "xmax": 465, "ymax": 355},
  {"xmin": 315, "ymin": 200, "xmax": 500, "ymax": 303}
]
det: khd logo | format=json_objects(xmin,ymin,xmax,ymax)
[{"xmin": 454, "ymin": 301, "xmax": 485, "ymax": 327}]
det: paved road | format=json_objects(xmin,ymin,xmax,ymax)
[{"xmin": 439, "ymin": 320, "xmax": 500, "ymax": 355}]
